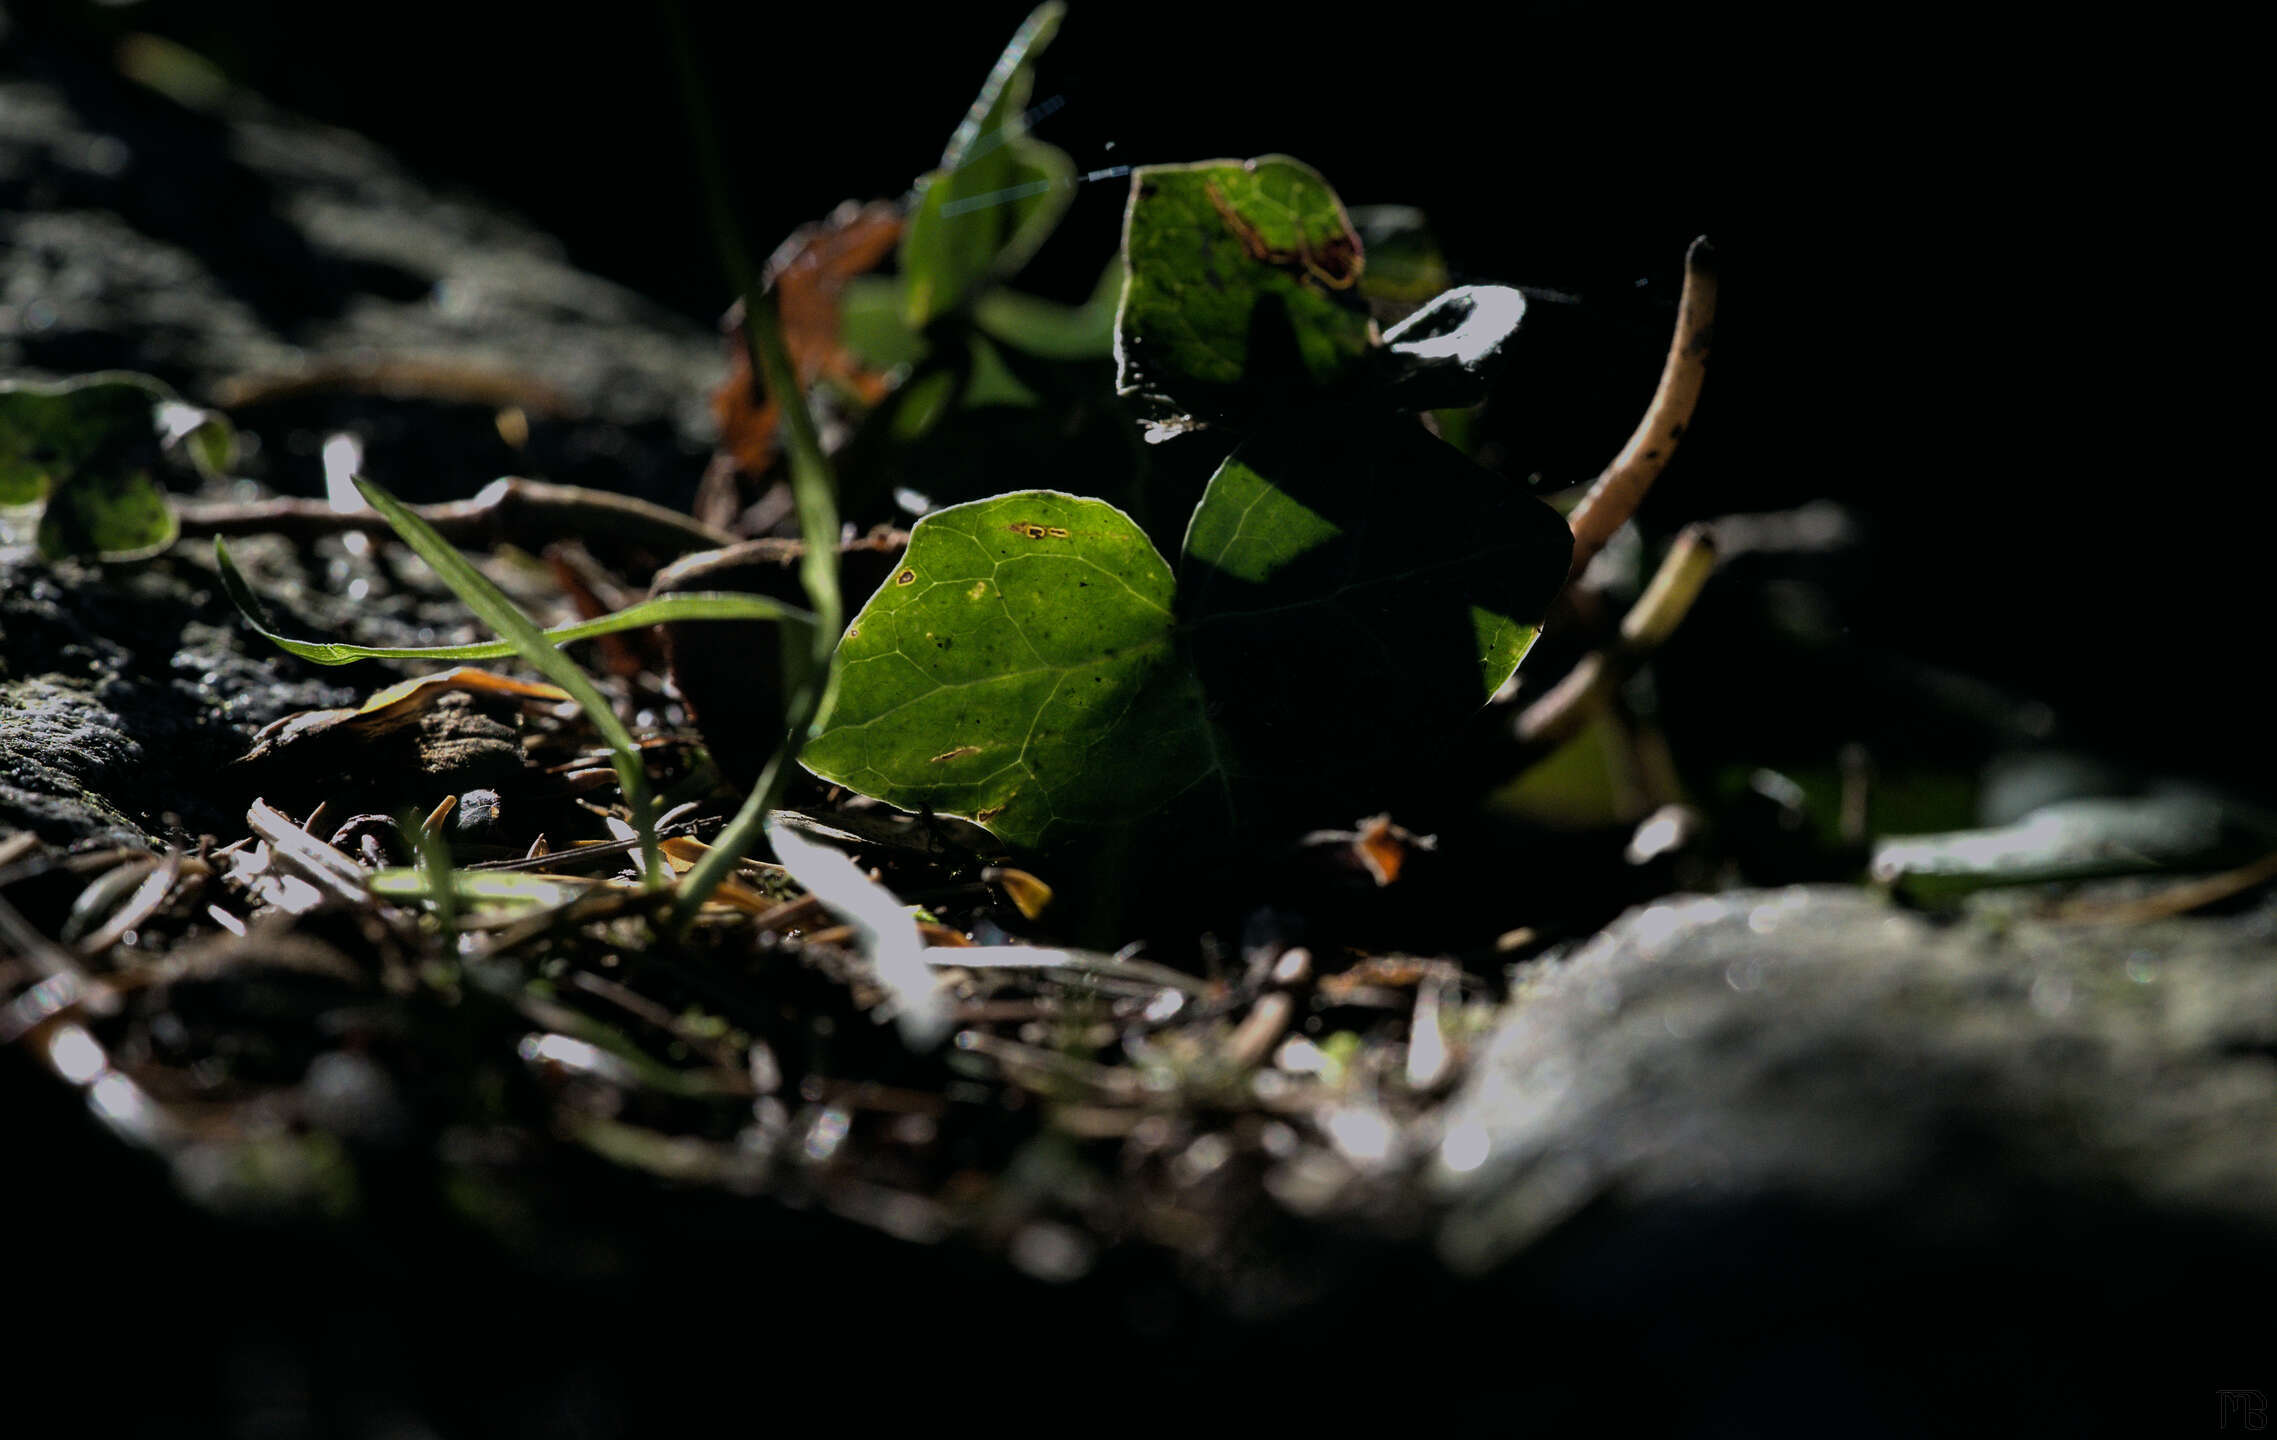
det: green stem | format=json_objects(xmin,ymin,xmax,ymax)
[{"xmin": 663, "ymin": 4, "xmax": 845, "ymax": 930}]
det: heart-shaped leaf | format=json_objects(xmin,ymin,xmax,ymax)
[
  {"xmin": 805, "ymin": 412, "xmax": 1571, "ymax": 849},
  {"xmin": 1113, "ymin": 155, "xmax": 1376, "ymax": 423},
  {"xmin": 899, "ymin": 3, "xmax": 1073, "ymax": 328},
  {"xmin": 800, "ymin": 491, "xmax": 1223, "ymax": 848},
  {"xmin": 1180, "ymin": 407, "xmax": 1571, "ymax": 789},
  {"xmin": 0, "ymin": 372, "xmax": 229, "ymax": 561}
]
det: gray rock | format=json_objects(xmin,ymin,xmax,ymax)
[
  {"xmin": 0, "ymin": 47, "xmax": 743, "ymax": 847},
  {"xmin": 1437, "ymin": 888, "xmax": 2277, "ymax": 1269},
  {"xmin": 1, "ymin": 558, "xmax": 355, "ymax": 845},
  {"xmin": 1, "ymin": 48, "xmax": 724, "ymax": 505},
  {"xmin": 1424, "ymin": 887, "xmax": 2277, "ymax": 1429}
]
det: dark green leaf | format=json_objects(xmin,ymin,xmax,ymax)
[
  {"xmin": 1180, "ymin": 409, "xmax": 1571, "ymax": 788},
  {"xmin": 1375, "ymin": 284, "xmax": 1529, "ymax": 409},
  {"xmin": 35, "ymin": 464, "xmax": 177, "ymax": 561},
  {"xmin": 0, "ymin": 372, "xmax": 201, "ymax": 560},
  {"xmin": 1114, "ymin": 155, "xmax": 1375, "ymax": 422},
  {"xmin": 899, "ymin": 3, "xmax": 1072, "ymax": 327},
  {"xmin": 1349, "ymin": 205, "xmax": 1451, "ymax": 317}
]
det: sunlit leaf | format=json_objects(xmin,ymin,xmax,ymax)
[
  {"xmin": 0, "ymin": 371, "xmax": 226, "ymax": 560},
  {"xmin": 801, "ymin": 491, "xmax": 1221, "ymax": 849},
  {"xmin": 1114, "ymin": 155, "xmax": 1375, "ymax": 422}
]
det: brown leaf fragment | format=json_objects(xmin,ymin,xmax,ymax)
[{"xmin": 712, "ymin": 200, "xmax": 905, "ymax": 480}]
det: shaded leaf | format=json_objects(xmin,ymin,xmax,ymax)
[
  {"xmin": 1349, "ymin": 204, "xmax": 1451, "ymax": 321},
  {"xmin": 1374, "ymin": 284, "xmax": 1528, "ymax": 409},
  {"xmin": 1181, "ymin": 410, "xmax": 1571, "ymax": 788},
  {"xmin": 1114, "ymin": 155, "xmax": 1375, "ymax": 422},
  {"xmin": 899, "ymin": 3, "xmax": 1072, "ymax": 327}
]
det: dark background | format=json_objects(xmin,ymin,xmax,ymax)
[{"xmin": 14, "ymin": 0, "xmax": 2268, "ymax": 799}]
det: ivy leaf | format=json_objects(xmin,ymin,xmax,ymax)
[
  {"xmin": 805, "ymin": 414, "xmax": 1571, "ymax": 849},
  {"xmin": 899, "ymin": 3, "xmax": 1073, "ymax": 328},
  {"xmin": 800, "ymin": 491, "xmax": 1222, "ymax": 850},
  {"xmin": 1113, "ymin": 155, "xmax": 1376, "ymax": 423},
  {"xmin": 1180, "ymin": 408, "xmax": 1571, "ymax": 789},
  {"xmin": 1373, "ymin": 284, "xmax": 1529, "ymax": 409},
  {"xmin": 0, "ymin": 372, "xmax": 229, "ymax": 561}
]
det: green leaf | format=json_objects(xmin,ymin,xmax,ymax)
[
  {"xmin": 1180, "ymin": 409, "xmax": 1571, "ymax": 788},
  {"xmin": 34, "ymin": 462, "xmax": 177, "ymax": 562},
  {"xmin": 0, "ymin": 372, "xmax": 212, "ymax": 560},
  {"xmin": 1114, "ymin": 155, "xmax": 1375, "ymax": 422},
  {"xmin": 899, "ymin": 3, "xmax": 1072, "ymax": 327},
  {"xmin": 972, "ymin": 262, "xmax": 1121, "ymax": 360},
  {"xmin": 801, "ymin": 491, "xmax": 1222, "ymax": 850},
  {"xmin": 839, "ymin": 275, "xmax": 930, "ymax": 373},
  {"xmin": 1374, "ymin": 284, "xmax": 1528, "ymax": 409},
  {"xmin": 806, "ymin": 413, "xmax": 1573, "ymax": 848}
]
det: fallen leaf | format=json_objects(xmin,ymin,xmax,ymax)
[{"xmin": 712, "ymin": 201, "xmax": 905, "ymax": 481}]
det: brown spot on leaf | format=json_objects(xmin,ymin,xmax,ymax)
[
  {"xmin": 1202, "ymin": 178, "xmax": 1363, "ymax": 291},
  {"xmin": 896, "ymin": 569, "xmax": 917, "ymax": 586}
]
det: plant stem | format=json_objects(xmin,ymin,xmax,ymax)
[
  {"xmin": 1563, "ymin": 237, "xmax": 1719, "ymax": 584},
  {"xmin": 662, "ymin": 1, "xmax": 846, "ymax": 930},
  {"xmin": 1516, "ymin": 523, "xmax": 1718, "ymax": 755},
  {"xmin": 180, "ymin": 476, "xmax": 736, "ymax": 557}
]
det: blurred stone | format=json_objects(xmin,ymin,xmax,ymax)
[{"xmin": 1429, "ymin": 887, "xmax": 2277, "ymax": 1427}]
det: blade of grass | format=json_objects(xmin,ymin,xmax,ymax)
[
  {"xmin": 404, "ymin": 805, "xmax": 460, "ymax": 935},
  {"xmin": 217, "ymin": 537, "xmax": 814, "ymax": 664},
  {"xmin": 350, "ymin": 476, "xmax": 667, "ymax": 887},
  {"xmin": 664, "ymin": 4, "xmax": 846, "ymax": 930}
]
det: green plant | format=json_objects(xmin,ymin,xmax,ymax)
[
  {"xmin": 0, "ymin": 371, "xmax": 233, "ymax": 561},
  {"xmin": 800, "ymin": 146, "xmax": 1572, "ymax": 850}
]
